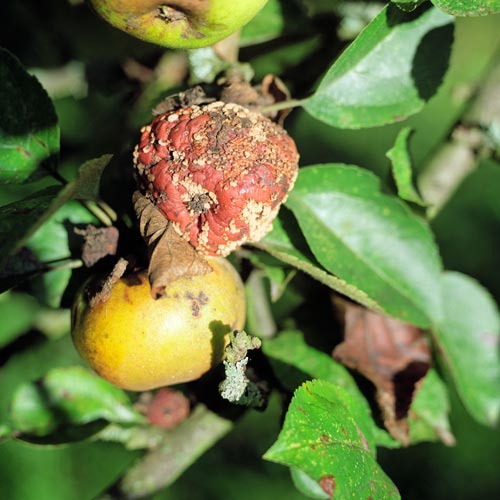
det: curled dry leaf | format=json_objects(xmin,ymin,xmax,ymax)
[
  {"xmin": 133, "ymin": 191, "xmax": 212, "ymax": 299},
  {"xmin": 88, "ymin": 257, "xmax": 129, "ymax": 308},
  {"xmin": 260, "ymin": 74, "xmax": 292, "ymax": 125},
  {"xmin": 74, "ymin": 224, "xmax": 119, "ymax": 267},
  {"xmin": 332, "ymin": 298, "xmax": 431, "ymax": 445},
  {"xmin": 219, "ymin": 78, "xmax": 263, "ymax": 109},
  {"xmin": 152, "ymin": 86, "xmax": 213, "ymax": 116},
  {"xmin": 219, "ymin": 73, "xmax": 292, "ymax": 124}
]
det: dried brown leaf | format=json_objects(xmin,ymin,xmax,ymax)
[
  {"xmin": 88, "ymin": 257, "xmax": 129, "ymax": 308},
  {"xmin": 133, "ymin": 191, "xmax": 212, "ymax": 299},
  {"xmin": 220, "ymin": 80, "xmax": 262, "ymax": 107},
  {"xmin": 152, "ymin": 86, "xmax": 213, "ymax": 116},
  {"xmin": 74, "ymin": 224, "xmax": 119, "ymax": 267},
  {"xmin": 217, "ymin": 73, "xmax": 292, "ymax": 124},
  {"xmin": 261, "ymin": 74, "xmax": 292, "ymax": 125},
  {"xmin": 332, "ymin": 298, "xmax": 431, "ymax": 445}
]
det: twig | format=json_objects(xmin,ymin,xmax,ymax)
[
  {"xmin": 80, "ymin": 200, "xmax": 115, "ymax": 227},
  {"xmin": 260, "ymin": 98, "xmax": 307, "ymax": 114},
  {"xmin": 45, "ymin": 258, "xmax": 84, "ymax": 272},
  {"xmin": 119, "ymin": 405, "xmax": 232, "ymax": 499},
  {"xmin": 418, "ymin": 55, "xmax": 500, "ymax": 218}
]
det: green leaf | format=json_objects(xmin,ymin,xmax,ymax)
[
  {"xmin": 285, "ymin": 164, "xmax": 443, "ymax": 327},
  {"xmin": 335, "ymin": 2, "xmax": 387, "ymax": 41},
  {"xmin": 408, "ymin": 369, "xmax": 455, "ymax": 445},
  {"xmin": 9, "ymin": 367, "xmax": 144, "ymax": 437},
  {"xmin": 253, "ymin": 209, "xmax": 382, "ymax": 314},
  {"xmin": 0, "ymin": 186, "xmax": 62, "ymax": 268},
  {"xmin": 386, "ymin": 127, "xmax": 427, "ymax": 206},
  {"xmin": 245, "ymin": 270, "xmax": 278, "ymax": 339},
  {"xmin": 290, "ymin": 467, "xmax": 329, "ymax": 499},
  {"xmin": 241, "ymin": 0, "xmax": 285, "ymax": 46},
  {"xmin": 0, "ymin": 439, "xmax": 140, "ymax": 500},
  {"xmin": 10, "ymin": 383, "xmax": 57, "ymax": 436},
  {"xmin": 0, "ymin": 155, "xmax": 112, "ymax": 269},
  {"xmin": 392, "ymin": 0, "xmax": 427, "ymax": 12},
  {"xmin": 264, "ymin": 380, "xmax": 400, "ymax": 500},
  {"xmin": 263, "ymin": 330, "xmax": 398, "ymax": 448},
  {"xmin": 0, "ymin": 424, "xmax": 10, "ymax": 442},
  {"xmin": 27, "ymin": 201, "xmax": 97, "ymax": 307},
  {"xmin": 0, "ymin": 249, "xmax": 47, "ymax": 293},
  {"xmin": 431, "ymin": 0, "xmax": 500, "ymax": 16},
  {"xmin": 300, "ymin": 0, "xmax": 341, "ymax": 16},
  {"xmin": 61, "ymin": 154, "xmax": 113, "ymax": 201},
  {"xmin": 32, "ymin": 307, "xmax": 71, "ymax": 340},
  {"xmin": 0, "ymin": 292, "xmax": 39, "ymax": 348},
  {"xmin": 263, "ymin": 330, "xmax": 360, "ymax": 395},
  {"xmin": 43, "ymin": 367, "xmax": 143, "ymax": 425},
  {"xmin": 431, "ymin": 159, "xmax": 500, "ymax": 301},
  {"xmin": 433, "ymin": 272, "xmax": 500, "ymax": 426},
  {"xmin": 251, "ymin": 36, "xmax": 321, "ymax": 81},
  {"xmin": 244, "ymin": 256, "xmax": 305, "ymax": 331},
  {"xmin": 120, "ymin": 405, "xmax": 233, "ymax": 498},
  {"xmin": 0, "ymin": 48, "xmax": 59, "ymax": 184},
  {"xmin": 303, "ymin": 5, "xmax": 454, "ymax": 128},
  {"xmin": 246, "ymin": 251, "xmax": 297, "ymax": 302},
  {"xmin": 0, "ymin": 335, "xmax": 82, "ymax": 424}
]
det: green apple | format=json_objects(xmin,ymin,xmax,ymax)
[{"xmin": 88, "ymin": 0, "xmax": 269, "ymax": 49}]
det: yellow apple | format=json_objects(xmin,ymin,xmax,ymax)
[{"xmin": 71, "ymin": 258, "xmax": 246, "ymax": 391}]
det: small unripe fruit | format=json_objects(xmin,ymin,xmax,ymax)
[
  {"xmin": 71, "ymin": 258, "xmax": 245, "ymax": 391},
  {"xmin": 133, "ymin": 101, "xmax": 299, "ymax": 256}
]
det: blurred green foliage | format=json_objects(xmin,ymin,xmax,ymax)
[{"xmin": 0, "ymin": 0, "xmax": 499, "ymax": 498}]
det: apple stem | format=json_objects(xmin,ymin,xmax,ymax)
[
  {"xmin": 44, "ymin": 257, "xmax": 84, "ymax": 272},
  {"xmin": 213, "ymin": 31, "xmax": 241, "ymax": 64},
  {"xmin": 260, "ymin": 98, "xmax": 307, "ymax": 114},
  {"xmin": 80, "ymin": 200, "xmax": 116, "ymax": 227},
  {"xmin": 46, "ymin": 167, "xmax": 117, "ymax": 228}
]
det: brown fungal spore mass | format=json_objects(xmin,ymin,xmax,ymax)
[{"xmin": 133, "ymin": 101, "xmax": 299, "ymax": 256}]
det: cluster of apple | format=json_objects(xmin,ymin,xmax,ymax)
[{"xmin": 72, "ymin": 0, "xmax": 300, "ymax": 391}]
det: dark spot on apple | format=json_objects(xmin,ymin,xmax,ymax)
[
  {"xmin": 187, "ymin": 192, "xmax": 213, "ymax": 213},
  {"xmin": 185, "ymin": 291, "xmax": 209, "ymax": 317},
  {"xmin": 190, "ymin": 299, "xmax": 200, "ymax": 317}
]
